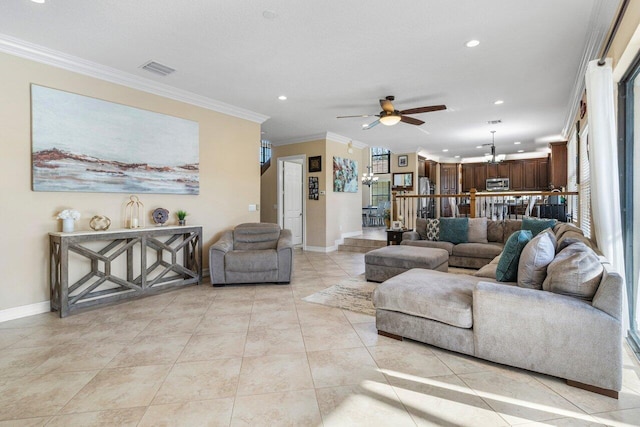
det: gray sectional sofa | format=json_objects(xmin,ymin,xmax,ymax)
[
  {"xmin": 402, "ymin": 217, "xmax": 522, "ymax": 269},
  {"xmin": 374, "ymin": 221, "xmax": 624, "ymax": 397}
]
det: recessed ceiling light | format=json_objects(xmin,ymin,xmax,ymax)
[
  {"xmin": 517, "ymin": 149, "xmax": 524, "ymax": 153},
  {"xmin": 31, "ymin": 0, "xmax": 45, "ymax": 3},
  {"xmin": 514, "ymin": 141, "xmax": 521, "ymax": 145},
  {"xmin": 494, "ymin": 100, "xmax": 504, "ymax": 105},
  {"xmin": 278, "ymin": 95, "xmax": 287, "ymax": 101},
  {"xmin": 442, "ymin": 149, "xmax": 449, "ymax": 152},
  {"xmin": 454, "ymin": 155, "xmax": 460, "ymax": 158},
  {"xmin": 466, "ymin": 40, "xmax": 480, "ymax": 48},
  {"xmin": 476, "ymin": 145, "xmax": 482, "ymax": 149},
  {"xmin": 262, "ymin": 10, "xmax": 277, "ymax": 20}
]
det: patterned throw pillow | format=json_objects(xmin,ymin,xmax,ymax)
[{"xmin": 425, "ymin": 219, "xmax": 439, "ymax": 241}]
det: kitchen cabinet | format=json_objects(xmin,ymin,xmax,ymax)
[
  {"xmin": 538, "ymin": 159, "xmax": 549, "ymax": 190},
  {"xmin": 440, "ymin": 163, "xmax": 458, "ymax": 217},
  {"xmin": 549, "ymin": 141, "xmax": 567, "ymax": 188},
  {"xmin": 510, "ymin": 161, "xmax": 524, "ymax": 190}
]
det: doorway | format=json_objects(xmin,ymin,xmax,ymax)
[{"xmin": 277, "ymin": 156, "xmax": 304, "ymax": 246}]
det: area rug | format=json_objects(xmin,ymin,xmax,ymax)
[
  {"xmin": 302, "ymin": 275, "xmax": 376, "ymax": 316},
  {"xmin": 301, "ymin": 267, "xmax": 479, "ymax": 315}
]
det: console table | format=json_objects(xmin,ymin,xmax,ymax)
[{"xmin": 49, "ymin": 225, "xmax": 202, "ymax": 317}]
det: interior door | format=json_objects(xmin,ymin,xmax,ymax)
[{"xmin": 283, "ymin": 160, "xmax": 303, "ymax": 245}]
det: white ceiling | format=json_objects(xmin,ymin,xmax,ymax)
[{"xmin": 0, "ymin": 0, "xmax": 619, "ymax": 160}]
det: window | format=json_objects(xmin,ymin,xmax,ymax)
[
  {"xmin": 371, "ymin": 147, "xmax": 390, "ymax": 174},
  {"xmin": 619, "ymin": 53, "xmax": 640, "ymax": 355},
  {"xmin": 371, "ymin": 180, "xmax": 390, "ymax": 207},
  {"xmin": 260, "ymin": 139, "xmax": 271, "ymax": 165},
  {"xmin": 578, "ymin": 125, "xmax": 591, "ymax": 238},
  {"xmin": 567, "ymin": 131, "xmax": 578, "ymax": 223}
]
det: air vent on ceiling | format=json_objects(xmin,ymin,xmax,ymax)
[
  {"xmin": 487, "ymin": 119, "xmax": 502, "ymax": 125},
  {"xmin": 140, "ymin": 61, "xmax": 175, "ymax": 76}
]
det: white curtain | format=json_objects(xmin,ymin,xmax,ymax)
[{"xmin": 585, "ymin": 58, "xmax": 628, "ymax": 331}]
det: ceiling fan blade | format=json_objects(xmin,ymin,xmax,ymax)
[
  {"xmin": 336, "ymin": 114, "xmax": 375, "ymax": 119},
  {"xmin": 400, "ymin": 105, "xmax": 447, "ymax": 115},
  {"xmin": 380, "ymin": 99, "xmax": 394, "ymax": 113},
  {"xmin": 363, "ymin": 119, "xmax": 380, "ymax": 130},
  {"xmin": 400, "ymin": 116, "xmax": 425, "ymax": 126}
]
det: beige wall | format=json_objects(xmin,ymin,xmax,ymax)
[
  {"xmin": 260, "ymin": 136, "xmax": 363, "ymax": 250},
  {"xmin": 0, "ymin": 52, "xmax": 261, "ymax": 312}
]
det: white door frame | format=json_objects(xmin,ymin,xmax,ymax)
[{"xmin": 277, "ymin": 155, "xmax": 306, "ymax": 247}]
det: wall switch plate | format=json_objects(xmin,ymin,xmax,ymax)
[
  {"xmin": 248, "ymin": 204, "xmax": 257, "ymax": 212},
  {"xmin": 320, "ymin": 190, "xmax": 326, "ymax": 195}
]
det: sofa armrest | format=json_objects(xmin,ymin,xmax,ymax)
[
  {"xmin": 209, "ymin": 230, "xmax": 233, "ymax": 284},
  {"xmin": 277, "ymin": 229, "xmax": 293, "ymax": 282},
  {"xmin": 473, "ymin": 281, "xmax": 622, "ymax": 391},
  {"xmin": 403, "ymin": 231, "xmax": 421, "ymax": 241}
]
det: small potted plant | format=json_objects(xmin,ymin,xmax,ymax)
[
  {"xmin": 383, "ymin": 209, "xmax": 391, "ymax": 229},
  {"xmin": 176, "ymin": 210, "xmax": 188, "ymax": 226}
]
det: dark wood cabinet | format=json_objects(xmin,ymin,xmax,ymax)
[
  {"xmin": 440, "ymin": 163, "xmax": 458, "ymax": 216},
  {"xmin": 510, "ymin": 161, "xmax": 524, "ymax": 190},
  {"xmin": 462, "ymin": 164, "xmax": 474, "ymax": 192},
  {"xmin": 538, "ymin": 159, "xmax": 549, "ymax": 190},
  {"xmin": 549, "ymin": 141, "xmax": 568, "ymax": 188},
  {"xmin": 474, "ymin": 164, "xmax": 487, "ymax": 191},
  {"xmin": 498, "ymin": 162, "xmax": 510, "ymax": 179},
  {"xmin": 486, "ymin": 163, "xmax": 498, "ymax": 179},
  {"xmin": 523, "ymin": 160, "xmax": 538, "ymax": 190}
]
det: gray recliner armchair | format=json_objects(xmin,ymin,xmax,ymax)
[{"xmin": 209, "ymin": 223, "xmax": 293, "ymax": 286}]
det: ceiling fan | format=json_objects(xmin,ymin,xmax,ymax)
[{"xmin": 337, "ymin": 95, "xmax": 446, "ymax": 130}]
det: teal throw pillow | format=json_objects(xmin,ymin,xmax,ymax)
[
  {"xmin": 522, "ymin": 217, "xmax": 557, "ymax": 237},
  {"xmin": 438, "ymin": 217, "xmax": 469, "ymax": 244},
  {"xmin": 496, "ymin": 230, "xmax": 533, "ymax": 282}
]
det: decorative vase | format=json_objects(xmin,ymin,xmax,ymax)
[
  {"xmin": 62, "ymin": 218, "xmax": 75, "ymax": 233},
  {"xmin": 385, "ymin": 219, "xmax": 391, "ymax": 229},
  {"xmin": 178, "ymin": 219, "xmax": 186, "ymax": 226}
]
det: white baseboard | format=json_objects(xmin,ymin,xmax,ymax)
[
  {"xmin": 0, "ymin": 301, "xmax": 51, "ymax": 323},
  {"xmin": 304, "ymin": 230, "xmax": 362, "ymax": 253}
]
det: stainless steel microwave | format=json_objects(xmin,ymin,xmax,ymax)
[{"xmin": 486, "ymin": 178, "xmax": 510, "ymax": 191}]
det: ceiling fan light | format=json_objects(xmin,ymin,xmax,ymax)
[{"xmin": 379, "ymin": 115, "xmax": 401, "ymax": 126}]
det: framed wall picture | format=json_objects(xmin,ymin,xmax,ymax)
[
  {"xmin": 309, "ymin": 156, "xmax": 322, "ymax": 172},
  {"xmin": 31, "ymin": 85, "xmax": 199, "ymax": 194},
  {"xmin": 309, "ymin": 176, "xmax": 319, "ymax": 200},
  {"xmin": 398, "ymin": 155, "xmax": 408, "ymax": 167},
  {"xmin": 332, "ymin": 156, "xmax": 358, "ymax": 192}
]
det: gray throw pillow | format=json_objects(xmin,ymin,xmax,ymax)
[
  {"xmin": 517, "ymin": 229, "xmax": 556, "ymax": 289},
  {"xmin": 496, "ymin": 230, "xmax": 533, "ymax": 282},
  {"xmin": 415, "ymin": 218, "xmax": 429, "ymax": 240},
  {"xmin": 542, "ymin": 242, "xmax": 604, "ymax": 301},
  {"xmin": 553, "ymin": 222, "xmax": 583, "ymax": 240},
  {"xmin": 487, "ymin": 220, "xmax": 505, "ymax": 243},
  {"xmin": 439, "ymin": 218, "xmax": 468, "ymax": 244},
  {"xmin": 556, "ymin": 231, "xmax": 593, "ymax": 252},
  {"xmin": 468, "ymin": 217, "xmax": 488, "ymax": 243}
]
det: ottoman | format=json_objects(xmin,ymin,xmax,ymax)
[{"xmin": 365, "ymin": 245, "xmax": 449, "ymax": 282}]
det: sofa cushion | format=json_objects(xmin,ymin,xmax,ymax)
[
  {"xmin": 503, "ymin": 220, "xmax": 522, "ymax": 243},
  {"xmin": 234, "ymin": 223, "xmax": 281, "ymax": 250},
  {"xmin": 468, "ymin": 217, "xmax": 488, "ymax": 243},
  {"xmin": 373, "ymin": 269, "xmax": 485, "ymax": 328},
  {"xmin": 542, "ymin": 242, "xmax": 604, "ymax": 301},
  {"xmin": 401, "ymin": 240, "xmax": 455, "ymax": 255},
  {"xmin": 496, "ymin": 230, "xmax": 533, "ymax": 282},
  {"xmin": 517, "ymin": 229, "xmax": 556, "ymax": 289},
  {"xmin": 522, "ymin": 217, "xmax": 557, "ymax": 237},
  {"xmin": 553, "ymin": 222, "xmax": 583, "ymax": 240},
  {"xmin": 439, "ymin": 217, "xmax": 469, "ymax": 244},
  {"xmin": 557, "ymin": 231, "xmax": 593, "ymax": 252},
  {"xmin": 452, "ymin": 242, "xmax": 503, "ymax": 259},
  {"xmin": 474, "ymin": 254, "xmax": 501, "ymax": 279},
  {"xmin": 487, "ymin": 220, "xmax": 505, "ymax": 243},
  {"xmin": 225, "ymin": 249, "xmax": 278, "ymax": 272},
  {"xmin": 415, "ymin": 217, "xmax": 429, "ymax": 240}
]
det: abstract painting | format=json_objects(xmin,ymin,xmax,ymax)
[
  {"xmin": 31, "ymin": 85, "xmax": 200, "ymax": 194},
  {"xmin": 333, "ymin": 156, "xmax": 358, "ymax": 193}
]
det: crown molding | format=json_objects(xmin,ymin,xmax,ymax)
[
  {"xmin": 272, "ymin": 132, "xmax": 367, "ymax": 148},
  {"xmin": 0, "ymin": 33, "xmax": 269, "ymax": 124},
  {"xmin": 561, "ymin": 0, "xmax": 617, "ymax": 138}
]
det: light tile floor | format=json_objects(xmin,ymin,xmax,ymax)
[{"xmin": 0, "ymin": 249, "xmax": 639, "ymax": 426}]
